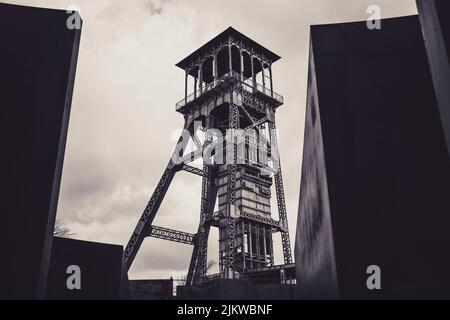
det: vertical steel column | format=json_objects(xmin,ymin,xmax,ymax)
[
  {"xmin": 269, "ymin": 229, "xmax": 274, "ymax": 266},
  {"xmin": 242, "ymin": 220, "xmax": 246, "ymax": 270},
  {"xmin": 261, "ymin": 60, "xmax": 266, "ymax": 89},
  {"xmin": 228, "ymin": 40, "xmax": 233, "ymax": 73},
  {"xmin": 263, "ymin": 226, "xmax": 268, "ymax": 266},
  {"xmin": 191, "ymin": 166, "xmax": 213, "ymax": 284},
  {"xmin": 199, "ymin": 64, "xmax": 203, "ymax": 94},
  {"xmin": 251, "ymin": 54, "xmax": 255, "ymax": 91},
  {"xmin": 188, "ymin": 117, "xmax": 218, "ymax": 285},
  {"xmin": 240, "ymin": 49, "xmax": 244, "ymax": 81},
  {"xmin": 186, "ymin": 238, "xmax": 199, "ymax": 286},
  {"xmin": 256, "ymin": 226, "xmax": 261, "ymax": 267},
  {"xmin": 269, "ymin": 65, "xmax": 274, "ymax": 98},
  {"xmin": 185, "ymin": 71, "xmax": 188, "ymax": 102},
  {"xmin": 194, "ymin": 74, "xmax": 198, "ymax": 99},
  {"xmin": 248, "ymin": 221, "xmax": 253, "ymax": 269},
  {"xmin": 123, "ymin": 121, "xmax": 191, "ymax": 270}
]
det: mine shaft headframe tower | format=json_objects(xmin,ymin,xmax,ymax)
[{"xmin": 123, "ymin": 27, "xmax": 293, "ymax": 284}]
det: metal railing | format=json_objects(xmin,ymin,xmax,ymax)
[{"xmin": 176, "ymin": 71, "xmax": 283, "ymax": 111}]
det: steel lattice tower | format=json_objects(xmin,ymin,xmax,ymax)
[{"xmin": 123, "ymin": 27, "xmax": 294, "ymax": 285}]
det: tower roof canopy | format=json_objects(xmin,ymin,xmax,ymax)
[{"xmin": 175, "ymin": 27, "xmax": 281, "ymax": 71}]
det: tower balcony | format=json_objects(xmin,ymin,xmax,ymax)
[{"xmin": 176, "ymin": 71, "xmax": 284, "ymax": 114}]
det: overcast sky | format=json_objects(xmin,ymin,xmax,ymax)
[{"xmin": 8, "ymin": 0, "xmax": 417, "ymax": 279}]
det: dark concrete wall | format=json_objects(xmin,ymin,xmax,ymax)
[
  {"xmin": 297, "ymin": 15, "xmax": 450, "ymax": 299},
  {"xmin": 46, "ymin": 237, "xmax": 125, "ymax": 300},
  {"xmin": 417, "ymin": 0, "xmax": 450, "ymax": 160},
  {"xmin": 0, "ymin": 4, "xmax": 81, "ymax": 299}
]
